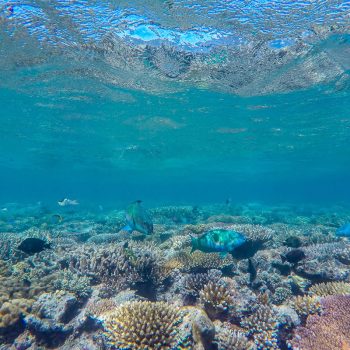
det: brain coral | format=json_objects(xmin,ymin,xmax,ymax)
[{"xmin": 101, "ymin": 301, "xmax": 189, "ymax": 350}]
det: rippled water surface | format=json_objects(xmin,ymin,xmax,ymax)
[{"xmin": 1, "ymin": 0, "xmax": 350, "ymax": 204}]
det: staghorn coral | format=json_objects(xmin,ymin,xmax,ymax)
[
  {"xmin": 296, "ymin": 242, "xmax": 350, "ymax": 281},
  {"xmin": 62, "ymin": 243, "xmax": 165, "ymax": 296},
  {"xmin": 53, "ymin": 269, "xmax": 92, "ymax": 298},
  {"xmin": 199, "ymin": 282, "xmax": 233, "ymax": 320},
  {"xmin": 241, "ymin": 304, "xmax": 279, "ymax": 350},
  {"xmin": 0, "ymin": 232, "xmax": 23, "ymax": 261},
  {"xmin": 290, "ymin": 295, "xmax": 350, "ymax": 350},
  {"xmin": 292, "ymin": 295, "xmax": 322, "ymax": 319},
  {"xmin": 308, "ymin": 281, "xmax": 350, "ymax": 297},
  {"xmin": 174, "ymin": 249, "xmax": 234, "ymax": 272},
  {"xmin": 229, "ymin": 224, "xmax": 274, "ymax": 243},
  {"xmin": 101, "ymin": 301, "xmax": 190, "ymax": 349},
  {"xmin": 180, "ymin": 270, "xmax": 222, "ymax": 304},
  {"xmin": 214, "ymin": 321, "xmax": 255, "ymax": 350}
]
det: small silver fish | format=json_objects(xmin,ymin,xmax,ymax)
[{"xmin": 58, "ymin": 198, "xmax": 79, "ymax": 207}]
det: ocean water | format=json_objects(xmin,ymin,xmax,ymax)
[{"xmin": 1, "ymin": 1, "xmax": 350, "ymax": 350}]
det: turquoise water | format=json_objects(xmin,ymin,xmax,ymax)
[
  {"xmin": 0, "ymin": 1, "xmax": 350, "ymax": 206},
  {"xmin": 2, "ymin": 3, "xmax": 350, "ymax": 350}
]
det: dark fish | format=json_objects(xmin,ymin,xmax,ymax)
[
  {"xmin": 283, "ymin": 236, "xmax": 302, "ymax": 248},
  {"xmin": 281, "ymin": 249, "xmax": 306, "ymax": 264},
  {"xmin": 124, "ymin": 200, "xmax": 153, "ymax": 235},
  {"xmin": 18, "ymin": 238, "xmax": 51, "ymax": 255},
  {"xmin": 50, "ymin": 214, "xmax": 63, "ymax": 224}
]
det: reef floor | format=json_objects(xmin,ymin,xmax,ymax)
[{"xmin": 0, "ymin": 202, "xmax": 350, "ymax": 350}]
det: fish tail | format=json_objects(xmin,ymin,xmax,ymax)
[{"xmin": 122, "ymin": 225, "xmax": 133, "ymax": 233}]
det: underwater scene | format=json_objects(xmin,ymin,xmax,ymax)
[{"xmin": 1, "ymin": 1, "xmax": 350, "ymax": 349}]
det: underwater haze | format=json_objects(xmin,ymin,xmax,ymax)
[
  {"xmin": 0, "ymin": 0, "xmax": 350, "ymax": 206},
  {"xmin": 2, "ymin": 2, "xmax": 350, "ymax": 350}
]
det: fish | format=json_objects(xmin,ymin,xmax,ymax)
[
  {"xmin": 281, "ymin": 249, "xmax": 306, "ymax": 264},
  {"xmin": 50, "ymin": 214, "xmax": 63, "ymax": 224},
  {"xmin": 191, "ymin": 228, "xmax": 246, "ymax": 255},
  {"xmin": 336, "ymin": 223, "xmax": 350, "ymax": 237},
  {"xmin": 123, "ymin": 200, "xmax": 153, "ymax": 235},
  {"xmin": 17, "ymin": 238, "xmax": 51, "ymax": 255},
  {"xmin": 283, "ymin": 236, "xmax": 302, "ymax": 248},
  {"xmin": 58, "ymin": 198, "xmax": 79, "ymax": 206}
]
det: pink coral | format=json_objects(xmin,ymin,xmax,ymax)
[{"xmin": 290, "ymin": 295, "xmax": 350, "ymax": 350}]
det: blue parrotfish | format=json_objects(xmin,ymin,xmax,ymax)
[
  {"xmin": 336, "ymin": 223, "xmax": 350, "ymax": 237},
  {"xmin": 191, "ymin": 228, "xmax": 246, "ymax": 255},
  {"xmin": 123, "ymin": 200, "xmax": 153, "ymax": 235}
]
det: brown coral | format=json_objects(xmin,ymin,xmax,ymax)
[
  {"xmin": 241, "ymin": 304, "xmax": 279, "ymax": 350},
  {"xmin": 0, "ymin": 297, "xmax": 33, "ymax": 329},
  {"xmin": 175, "ymin": 249, "xmax": 234, "ymax": 272},
  {"xmin": 292, "ymin": 295, "xmax": 322, "ymax": 319},
  {"xmin": 309, "ymin": 281, "xmax": 350, "ymax": 297},
  {"xmin": 101, "ymin": 301, "xmax": 188, "ymax": 349},
  {"xmin": 199, "ymin": 282, "xmax": 233, "ymax": 320},
  {"xmin": 214, "ymin": 322, "xmax": 254, "ymax": 350}
]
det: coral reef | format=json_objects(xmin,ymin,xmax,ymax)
[
  {"xmin": 1, "ymin": 202, "xmax": 350, "ymax": 349},
  {"xmin": 308, "ymin": 281, "xmax": 350, "ymax": 297},
  {"xmin": 241, "ymin": 303, "xmax": 279, "ymax": 350},
  {"xmin": 53, "ymin": 269, "xmax": 92, "ymax": 298},
  {"xmin": 101, "ymin": 301, "xmax": 190, "ymax": 349},
  {"xmin": 180, "ymin": 270, "xmax": 223, "ymax": 305},
  {"xmin": 290, "ymin": 295, "xmax": 350, "ymax": 350},
  {"xmin": 214, "ymin": 321, "xmax": 255, "ymax": 350},
  {"xmin": 173, "ymin": 249, "xmax": 234, "ymax": 272},
  {"xmin": 199, "ymin": 282, "xmax": 233, "ymax": 320},
  {"xmin": 0, "ymin": 297, "xmax": 33, "ymax": 329},
  {"xmin": 292, "ymin": 295, "xmax": 322, "ymax": 319}
]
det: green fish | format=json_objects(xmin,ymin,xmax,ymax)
[
  {"xmin": 124, "ymin": 200, "xmax": 153, "ymax": 235},
  {"xmin": 191, "ymin": 228, "xmax": 246, "ymax": 255}
]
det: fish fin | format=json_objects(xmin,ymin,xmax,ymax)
[
  {"xmin": 190, "ymin": 235, "xmax": 198, "ymax": 253},
  {"xmin": 122, "ymin": 225, "xmax": 133, "ymax": 233}
]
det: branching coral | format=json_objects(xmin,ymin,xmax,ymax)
[
  {"xmin": 308, "ymin": 281, "xmax": 350, "ymax": 297},
  {"xmin": 53, "ymin": 269, "xmax": 92, "ymax": 299},
  {"xmin": 174, "ymin": 249, "xmax": 234, "ymax": 272},
  {"xmin": 180, "ymin": 270, "xmax": 222, "ymax": 304},
  {"xmin": 290, "ymin": 295, "xmax": 350, "ymax": 350},
  {"xmin": 214, "ymin": 322, "xmax": 255, "ymax": 350},
  {"xmin": 101, "ymin": 301, "xmax": 189, "ymax": 349},
  {"xmin": 199, "ymin": 282, "xmax": 233, "ymax": 320},
  {"xmin": 292, "ymin": 295, "xmax": 322, "ymax": 319},
  {"xmin": 241, "ymin": 304, "xmax": 279, "ymax": 350},
  {"xmin": 63, "ymin": 243, "xmax": 165, "ymax": 296}
]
